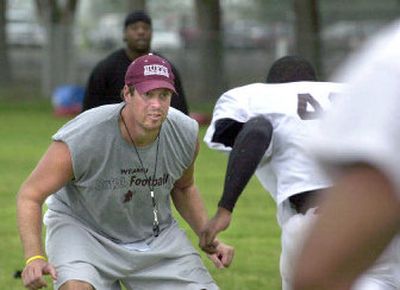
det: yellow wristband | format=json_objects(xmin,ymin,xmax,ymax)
[{"xmin": 25, "ymin": 255, "xmax": 47, "ymax": 265}]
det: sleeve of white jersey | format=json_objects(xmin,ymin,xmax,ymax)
[
  {"xmin": 310, "ymin": 22, "xmax": 400, "ymax": 193},
  {"xmin": 204, "ymin": 90, "xmax": 250, "ymax": 152}
]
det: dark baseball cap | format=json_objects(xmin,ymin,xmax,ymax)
[
  {"xmin": 124, "ymin": 10, "xmax": 152, "ymax": 28},
  {"xmin": 125, "ymin": 54, "xmax": 176, "ymax": 94}
]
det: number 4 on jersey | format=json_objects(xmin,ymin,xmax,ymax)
[{"xmin": 297, "ymin": 93, "xmax": 323, "ymax": 120}]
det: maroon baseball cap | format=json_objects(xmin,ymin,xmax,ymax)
[{"xmin": 125, "ymin": 53, "xmax": 176, "ymax": 94}]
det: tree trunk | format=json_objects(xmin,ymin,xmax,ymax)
[
  {"xmin": 194, "ymin": 0, "xmax": 225, "ymax": 101},
  {"xmin": 0, "ymin": 0, "xmax": 12, "ymax": 84},
  {"xmin": 293, "ymin": 0, "xmax": 322, "ymax": 78},
  {"xmin": 126, "ymin": 0, "xmax": 147, "ymax": 12},
  {"xmin": 42, "ymin": 23, "xmax": 75, "ymax": 97},
  {"xmin": 35, "ymin": 0, "xmax": 78, "ymax": 97}
]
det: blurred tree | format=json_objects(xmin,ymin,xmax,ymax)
[
  {"xmin": 0, "ymin": 0, "xmax": 12, "ymax": 84},
  {"xmin": 126, "ymin": 0, "xmax": 146, "ymax": 12},
  {"xmin": 249, "ymin": 0, "xmax": 292, "ymax": 21},
  {"xmin": 195, "ymin": 0, "xmax": 225, "ymax": 101},
  {"xmin": 293, "ymin": 0, "xmax": 322, "ymax": 77},
  {"xmin": 35, "ymin": 0, "xmax": 79, "ymax": 97},
  {"xmin": 85, "ymin": 0, "xmax": 125, "ymax": 15}
]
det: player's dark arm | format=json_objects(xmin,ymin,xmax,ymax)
[
  {"xmin": 200, "ymin": 116, "xmax": 273, "ymax": 253},
  {"xmin": 213, "ymin": 116, "xmax": 273, "ymax": 212}
]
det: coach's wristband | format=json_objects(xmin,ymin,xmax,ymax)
[{"xmin": 25, "ymin": 255, "xmax": 47, "ymax": 265}]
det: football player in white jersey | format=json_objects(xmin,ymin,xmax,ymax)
[
  {"xmin": 200, "ymin": 55, "xmax": 399, "ymax": 290},
  {"xmin": 200, "ymin": 55, "xmax": 342, "ymax": 289},
  {"xmin": 293, "ymin": 21, "xmax": 400, "ymax": 290}
]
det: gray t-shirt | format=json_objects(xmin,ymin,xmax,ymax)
[{"xmin": 46, "ymin": 103, "xmax": 198, "ymax": 243}]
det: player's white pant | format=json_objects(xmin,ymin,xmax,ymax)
[
  {"xmin": 280, "ymin": 207, "xmax": 317, "ymax": 290},
  {"xmin": 279, "ymin": 208, "xmax": 399, "ymax": 290}
]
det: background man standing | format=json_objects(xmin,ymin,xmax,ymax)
[{"xmin": 82, "ymin": 10, "xmax": 189, "ymax": 114}]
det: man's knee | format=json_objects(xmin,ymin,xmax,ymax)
[{"xmin": 59, "ymin": 280, "xmax": 95, "ymax": 290}]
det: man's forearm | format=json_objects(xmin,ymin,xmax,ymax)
[
  {"xmin": 172, "ymin": 185, "xmax": 209, "ymax": 237},
  {"xmin": 17, "ymin": 190, "xmax": 46, "ymax": 260}
]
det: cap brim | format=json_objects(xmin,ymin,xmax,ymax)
[{"xmin": 135, "ymin": 80, "xmax": 177, "ymax": 95}]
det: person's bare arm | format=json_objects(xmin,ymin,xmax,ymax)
[
  {"xmin": 171, "ymin": 138, "xmax": 234, "ymax": 268},
  {"xmin": 17, "ymin": 141, "xmax": 73, "ymax": 289},
  {"xmin": 171, "ymin": 139, "xmax": 208, "ymax": 237},
  {"xmin": 293, "ymin": 164, "xmax": 400, "ymax": 290}
]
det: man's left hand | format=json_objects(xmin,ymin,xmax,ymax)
[{"xmin": 207, "ymin": 242, "xmax": 235, "ymax": 269}]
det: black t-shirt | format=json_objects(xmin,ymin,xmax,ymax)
[{"xmin": 82, "ymin": 49, "xmax": 189, "ymax": 114}]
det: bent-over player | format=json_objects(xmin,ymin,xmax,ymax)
[{"xmin": 200, "ymin": 55, "xmax": 398, "ymax": 290}]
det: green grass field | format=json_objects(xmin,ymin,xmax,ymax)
[{"xmin": 0, "ymin": 100, "xmax": 281, "ymax": 290}]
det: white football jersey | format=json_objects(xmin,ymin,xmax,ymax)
[
  {"xmin": 204, "ymin": 81, "xmax": 344, "ymax": 209},
  {"xmin": 310, "ymin": 20, "xmax": 400, "ymax": 194}
]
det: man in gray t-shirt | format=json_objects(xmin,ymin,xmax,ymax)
[{"xmin": 17, "ymin": 54, "xmax": 234, "ymax": 290}]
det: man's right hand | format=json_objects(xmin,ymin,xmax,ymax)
[
  {"xmin": 22, "ymin": 259, "xmax": 57, "ymax": 290},
  {"xmin": 200, "ymin": 207, "xmax": 232, "ymax": 254}
]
